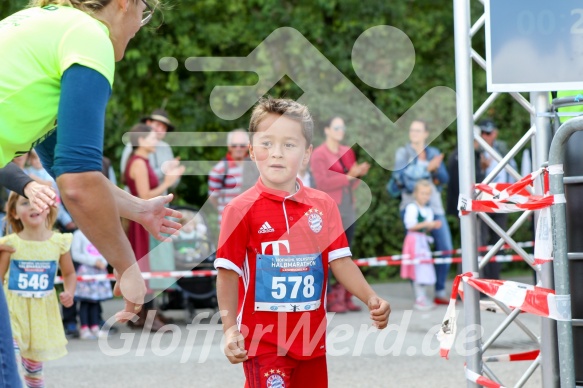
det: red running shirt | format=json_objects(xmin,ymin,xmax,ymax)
[{"xmin": 215, "ymin": 178, "xmax": 350, "ymax": 360}]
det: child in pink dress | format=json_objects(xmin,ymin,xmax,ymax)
[{"xmin": 400, "ymin": 180, "xmax": 442, "ymax": 310}]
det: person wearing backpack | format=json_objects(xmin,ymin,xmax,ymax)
[
  {"xmin": 389, "ymin": 119, "xmax": 452, "ymax": 305},
  {"xmin": 208, "ymin": 129, "xmax": 251, "ymax": 226}
]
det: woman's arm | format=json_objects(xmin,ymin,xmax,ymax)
[
  {"xmin": 310, "ymin": 148, "xmax": 351, "ymax": 190},
  {"xmin": 427, "ymin": 147, "xmax": 449, "ymax": 186},
  {"xmin": 51, "ymin": 64, "xmax": 176, "ymax": 318},
  {"xmin": 107, "ymin": 181, "xmax": 182, "ymax": 239},
  {"xmin": 130, "ymin": 158, "xmax": 175, "ymax": 200},
  {"xmin": 0, "ymin": 163, "xmax": 56, "ymax": 211}
]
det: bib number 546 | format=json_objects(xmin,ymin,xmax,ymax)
[
  {"xmin": 271, "ymin": 275, "xmax": 315, "ymax": 300},
  {"xmin": 18, "ymin": 273, "xmax": 49, "ymax": 290}
]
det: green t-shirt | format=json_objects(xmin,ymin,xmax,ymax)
[{"xmin": 0, "ymin": 5, "xmax": 115, "ymax": 167}]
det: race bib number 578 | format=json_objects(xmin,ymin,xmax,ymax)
[{"xmin": 255, "ymin": 253, "xmax": 324, "ymax": 312}]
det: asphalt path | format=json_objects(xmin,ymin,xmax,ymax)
[{"xmin": 43, "ymin": 277, "xmax": 542, "ymax": 387}]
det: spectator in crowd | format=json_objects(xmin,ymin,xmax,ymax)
[
  {"xmin": 208, "ymin": 129, "xmax": 250, "ymax": 225},
  {"xmin": 446, "ymin": 125, "xmax": 486, "ymax": 217},
  {"xmin": 125, "ymin": 124, "xmax": 185, "ymax": 331},
  {"xmin": 121, "ymin": 109, "xmax": 180, "ymax": 192},
  {"xmin": 0, "ymin": 2, "xmax": 182, "ymax": 384},
  {"xmin": 311, "ymin": 116, "xmax": 370, "ymax": 313},
  {"xmin": 101, "ymin": 156, "xmax": 117, "ymax": 186},
  {"xmin": 476, "ymin": 119, "xmax": 518, "ymax": 280},
  {"xmin": 391, "ymin": 119, "xmax": 452, "ymax": 305},
  {"xmin": 72, "ymin": 229, "xmax": 113, "ymax": 340},
  {"xmin": 298, "ymin": 160, "xmax": 315, "ymax": 188},
  {"xmin": 401, "ymin": 180, "xmax": 441, "ymax": 310}
]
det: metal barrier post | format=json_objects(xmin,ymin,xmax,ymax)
[
  {"xmin": 453, "ymin": 0, "xmax": 481, "ymax": 385},
  {"xmin": 548, "ymin": 116, "xmax": 583, "ymax": 388},
  {"xmin": 531, "ymin": 91, "xmax": 560, "ymax": 387}
]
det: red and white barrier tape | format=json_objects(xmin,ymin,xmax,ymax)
[
  {"xmin": 55, "ymin": 270, "xmax": 217, "ymax": 284},
  {"xmin": 458, "ymin": 193, "xmax": 561, "ymax": 214},
  {"xmin": 54, "ymin": 240, "xmax": 535, "ymax": 284},
  {"xmin": 475, "ymin": 168, "xmax": 544, "ymax": 201},
  {"xmin": 483, "ymin": 349, "xmax": 540, "ymax": 363},
  {"xmin": 436, "ymin": 273, "xmax": 462, "ymax": 359},
  {"xmin": 533, "ymin": 207, "xmax": 552, "ymax": 265},
  {"xmin": 357, "ymin": 241, "xmax": 534, "ymax": 263},
  {"xmin": 458, "ymin": 166, "xmax": 565, "ymax": 216},
  {"xmin": 438, "ymin": 272, "xmax": 571, "ymax": 359},
  {"xmin": 354, "ymin": 254, "xmax": 526, "ymax": 267},
  {"xmin": 58, "ymin": 254, "xmax": 525, "ymax": 283},
  {"xmin": 465, "ymin": 367, "xmax": 506, "ymax": 388}
]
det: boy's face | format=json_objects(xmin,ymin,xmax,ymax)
[
  {"xmin": 414, "ymin": 185, "xmax": 432, "ymax": 206},
  {"xmin": 250, "ymin": 113, "xmax": 312, "ymax": 193}
]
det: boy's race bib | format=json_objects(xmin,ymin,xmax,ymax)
[
  {"xmin": 7, "ymin": 260, "xmax": 57, "ymax": 298},
  {"xmin": 255, "ymin": 253, "xmax": 324, "ymax": 312}
]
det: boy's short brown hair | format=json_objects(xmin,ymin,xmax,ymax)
[
  {"xmin": 248, "ymin": 97, "xmax": 313, "ymax": 147},
  {"xmin": 4, "ymin": 191, "xmax": 58, "ymax": 234}
]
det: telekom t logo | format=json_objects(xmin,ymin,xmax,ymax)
[{"xmin": 261, "ymin": 240, "xmax": 290, "ymax": 256}]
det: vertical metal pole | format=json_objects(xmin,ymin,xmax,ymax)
[
  {"xmin": 531, "ymin": 92, "xmax": 559, "ymax": 387},
  {"xmin": 453, "ymin": 0, "xmax": 481, "ymax": 385},
  {"xmin": 549, "ymin": 117, "xmax": 581, "ymax": 388}
]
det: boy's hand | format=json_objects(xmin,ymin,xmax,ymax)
[
  {"xmin": 59, "ymin": 291, "xmax": 74, "ymax": 307},
  {"xmin": 367, "ymin": 295, "xmax": 391, "ymax": 329},
  {"xmin": 432, "ymin": 220, "xmax": 442, "ymax": 230},
  {"xmin": 224, "ymin": 328, "xmax": 248, "ymax": 364}
]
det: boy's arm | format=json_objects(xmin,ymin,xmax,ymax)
[
  {"xmin": 216, "ymin": 268, "xmax": 248, "ymax": 364},
  {"xmin": 330, "ymin": 257, "xmax": 391, "ymax": 329}
]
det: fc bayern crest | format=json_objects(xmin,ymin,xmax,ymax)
[
  {"xmin": 306, "ymin": 208, "xmax": 323, "ymax": 233},
  {"xmin": 266, "ymin": 373, "xmax": 285, "ymax": 388}
]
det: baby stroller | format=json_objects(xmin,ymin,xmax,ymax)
[{"xmin": 158, "ymin": 205, "xmax": 218, "ymax": 322}]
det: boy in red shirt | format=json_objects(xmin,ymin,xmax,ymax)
[{"xmin": 215, "ymin": 97, "xmax": 391, "ymax": 387}]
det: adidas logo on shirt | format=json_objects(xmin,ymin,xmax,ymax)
[{"xmin": 258, "ymin": 222, "xmax": 275, "ymax": 234}]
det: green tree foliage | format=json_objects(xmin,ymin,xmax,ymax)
[{"xmin": 1, "ymin": 0, "xmax": 534, "ymax": 276}]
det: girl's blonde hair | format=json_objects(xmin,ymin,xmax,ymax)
[
  {"xmin": 4, "ymin": 191, "xmax": 58, "ymax": 234},
  {"xmin": 413, "ymin": 179, "xmax": 433, "ymax": 194}
]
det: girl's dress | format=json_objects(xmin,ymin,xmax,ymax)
[
  {"xmin": 1, "ymin": 232, "xmax": 72, "ymax": 361},
  {"xmin": 72, "ymin": 230, "xmax": 113, "ymax": 302},
  {"xmin": 125, "ymin": 154, "xmax": 159, "ymax": 293},
  {"xmin": 400, "ymin": 203, "xmax": 436, "ymax": 285}
]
